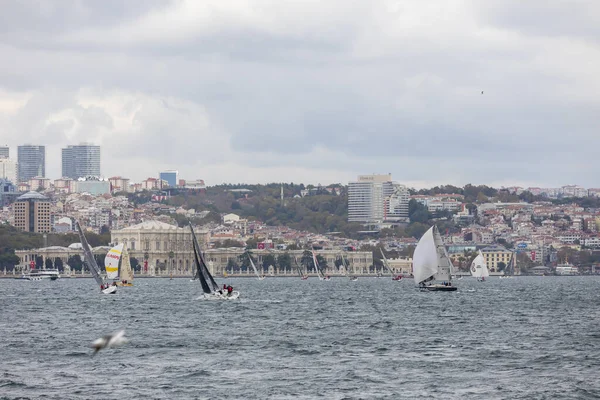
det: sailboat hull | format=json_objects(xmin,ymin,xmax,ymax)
[
  {"xmin": 201, "ymin": 291, "xmax": 240, "ymax": 300},
  {"xmin": 116, "ymin": 282, "xmax": 133, "ymax": 287},
  {"xmin": 422, "ymin": 284, "xmax": 457, "ymax": 292},
  {"xmin": 102, "ymin": 286, "xmax": 117, "ymax": 295}
]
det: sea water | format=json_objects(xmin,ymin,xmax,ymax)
[{"xmin": 1, "ymin": 276, "xmax": 599, "ymax": 399}]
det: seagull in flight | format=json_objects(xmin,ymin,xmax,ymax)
[{"xmin": 91, "ymin": 330, "xmax": 128, "ymax": 355}]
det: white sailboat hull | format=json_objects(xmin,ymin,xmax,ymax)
[
  {"xmin": 102, "ymin": 286, "xmax": 117, "ymax": 295},
  {"xmin": 201, "ymin": 291, "xmax": 240, "ymax": 300}
]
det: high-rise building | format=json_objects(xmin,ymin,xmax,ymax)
[
  {"xmin": 348, "ymin": 174, "xmax": 409, "ymax": 224},
  {"xmin": 0, "ymin": 145, "xmax": 9, "ymax": 159},
  {"xmin": 0, "ymin": 158, "xmax": 18, "ymax": 183},
  {"xmin": 159, "ymin": 170, "xmax": 178, "ymax": 188},
  {"xmin": 61, "ymin": 144, "xmax": 101, "ymax": 179},
  {"xmin": 17, "ymin": 145, "xmax": 45, "ymax": 182},
  {"xmin": 12, "ymin": 191, "xmax": 52, "ymax": 233}
]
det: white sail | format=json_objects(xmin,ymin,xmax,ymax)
[
  {"xmin": 432, "ymin": 226, "xmax": 453, "ymax": 282},
  {"xmin": 105, "ymin": 244, "xmax": 124, "ymax": 280},
  {"xmin": 248, "ymin": 254, "xmax": 261, "ymax": 279},
  {"xmin": 120, "ymin": 247, "xmax": 134, "ymax": 282},
  {"xmin": 412, "ymin": 227, "xmax": 439, "ymax": 284},
  {"xmin": 470, "ymin": 250, "xmax": 489, "ymax": 278},
  {"xmin": 312, "ymin": 251, "xmax": 324, "ymax": 279},
  {"xmin": 380, "ymin": 249, "xmax": 394, "ymax": 277}
]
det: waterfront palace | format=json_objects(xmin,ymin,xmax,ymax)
[{"xmin": 15, "ymin": 220, "xmax": 378, "ymax": 276}]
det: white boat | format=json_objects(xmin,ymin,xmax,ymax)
[
  {"xmin": 19, "ymin": 268, "xmax": 60, "ymax": 281},
  {"xmin": 413, "ymin": 225, "xmax": 457, "ymax": 291},
  {"xmin": 312, "ymin": 250, "xmax": 330, "ymax": 281},
  {"xmin": 74, "ymin": 219, "xmax": 117, "ymax": 295},
  {"xmin": 190, "ymin": 223, "xmax": 239, "ymax": 300},
  {"xmin": 470, "ymin": 250, "xmax": 489, "ymax": 282},
  {"xmin": 247, "ymin": 252, "xmax": 265, "ymax": 280}
]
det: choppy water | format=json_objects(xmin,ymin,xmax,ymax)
[{"xmin": 1, "ymin": 276, "xmax": 600, "ymax": 399}]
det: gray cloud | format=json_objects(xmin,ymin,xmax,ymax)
[{"xmin": 0, "ymin": 0, "xmax": 599, "ymax": 187}]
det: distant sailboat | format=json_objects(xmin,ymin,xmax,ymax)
[
  {"xmin": 190, "ymin": 223, "xmax": 239, "ymax": 300},
  {"xmin": 413, "ymin": 226, "xmax": 457, "ymax": 291},
  {"xmin": 380, "ymin": 249, "xmax": 402, "ymax": 281},
  {"xmin": 294, "ymin": 257, "xmax": 308, "ymax": 280},
  {"xmin": 340, "ymin": 253, "xmax": 357, "ymax": 281},
  {"xmin": 75, "ymin": 220, "xmax": 116, "ymax": 294},
  {"xmin": 118, "ymin": 247, "xmax": 134, "ymax": 286},
  {"xmin": 470, "ymin": 250, "xmax": 489, "ymax": 282},
  {"xmin": 247, "ymin": 252, "xmax": 265, "ymax": 280},
  {"xmin": 312, "ymin": 250, "xmax": 330, "ymax": 281},
  {"xmin": 105, "ymin": 244, "xmax": 133, "ymax": 286}
]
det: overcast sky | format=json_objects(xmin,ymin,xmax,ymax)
[{"xmin": 0, "ymin": 0, "xmax": 599, "ymax": 188}]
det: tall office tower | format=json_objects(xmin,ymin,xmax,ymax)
[
  {"xmin": 12, "ymin": 191, "xmax": 52, "ymax": 233},
  {"xmin": 348, "ymin": 174, "xmax": 409, "ymax": 224},
  {"xmin": 0, "ymin": 145, "xmax": 9, "ymax": 159},
  {"xmin": 159, "ymin": 170, "xmax": 179, "ymax": 188},
  {"xmin": 61, "ymin": 144, "xmax": 101, "ymax": 179},
  {"xmin": 0, "ymin": 158, "xmax": 18, "ymax": 183},
  {"xmin": 17, "ymin": 145, "xmax": 45, "ymax": 182}
]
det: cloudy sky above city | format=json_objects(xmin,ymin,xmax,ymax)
[{"xmin": 0, "ymin": 0, "xmax": 599, "ymax": 188}]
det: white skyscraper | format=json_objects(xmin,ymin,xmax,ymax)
[
  {"xmin": 348, "ymin": 174, "xmax": 409, "ymax": 224},
  {"xmin": 0, "ymin": 158, "xmax": 18, "ymax": 183}
]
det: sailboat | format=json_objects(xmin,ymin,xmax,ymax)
[
  {"xmin": 380, "ymin": 249, "xmax": 402, "ymax": 281},
  {"xmin": 247, "ymin": 252, "xmax": 265, "ymax": 280},
  {"xmin": 74, "ymin": 220, "xmax": 116, "ymax": 295},
  {"xmin": 312, "ymin": 250, "xmax": 330, "ymax": 281},
  {"xmin": 294, "ymin": 257, "xmax": 308, "ymax": 280},
  {"xmin": 190, "ymin": 223, "xmax": 239, "ymax": 300},
  {"xmin": 470, "ymin": 250, "xmax": 489, "ymax": 282},
  {"xmin": 412, "ymin": 225, "xmax": 457, "ymax": 291},
  {"xmin": 339, "ymin": 253, "xmax": 357, "ymax": 281},
  {"xmin": 104, "ymin": 244, "xmax": 134, "ymax": 286},
  {"xmin": 118, "ymin": 247, "xmax": 134, "ymax": 286}
]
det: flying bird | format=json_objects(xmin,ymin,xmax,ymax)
[
  {"xmin": 481, "ymin": 91, "xmax": 484, "ymax": 94},
  {"xmin": 91, "ymin": 330, "xmax": 128, "ymax": 355}
]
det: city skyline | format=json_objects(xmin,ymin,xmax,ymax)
[{"xmin": 0, "ymin": 1, "xmax": 599, "ymax": 187}]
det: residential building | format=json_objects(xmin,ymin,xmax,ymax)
[
  {"xmin": 17, "ymin": 145, "xmax": 45, "ymax": 182},
  {"xmin": 348, "ymin": 174, "xmax": 409, "ymax": 224},
  {"xmin": 108, "ymin": 176, "xmax": 130, "ymax": 193},
  {"xmin": 54, "ymin": 178, "xmax": 76, "ymax": 194},
  {"xmin": 0, "ymin": 145, "xmax": 9, "ymax": 159},
  {"xmin": 28, "ymin": 176, "xmax": 51, "ymax": 191},
  {"xmin": 0, "ymin": 158, "xmax": 17, "ymax": 183},
  {"xmin": 61, "ymin": 144, "xmax": 101, "ymax": 179},
  {"xmin": 159, "ymin": 170, "xmax": 178, "ymax": 188},
  {"xmin": 480, "ymin": 245, "xmax": 513, "ymax": 273},
  {"xmin": 12, "ymin": 191, "xmax": 52, "ymax": 233}
]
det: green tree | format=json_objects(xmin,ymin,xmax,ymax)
[
  {"xmin": 67, "ymin": 255, "xmax": 83, "ymax": 271},
  {"xmin": 262, "ymin": 254, "xmax": 277, "ymax": 273},
  {"xmin": 300, "ymin": 250, "xmax": 314, "ymax": 272},
  {"xmin": 276, "ymin": 253, "xmax": 292, "ymax": 272},
  {"xmin": 130, "ymin": 257, "xmax": 140, "ymax": 272},
  {"xmin": 227, "ymin": 258, "xmax": 239, "ymax": 273},
  {"xmin": 409, "ymin": 199, "xmax": 430, "ymax": 224},
  {"xmin": 238, "ymin": 251, "xmax": 256, "ymax": 272}
]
